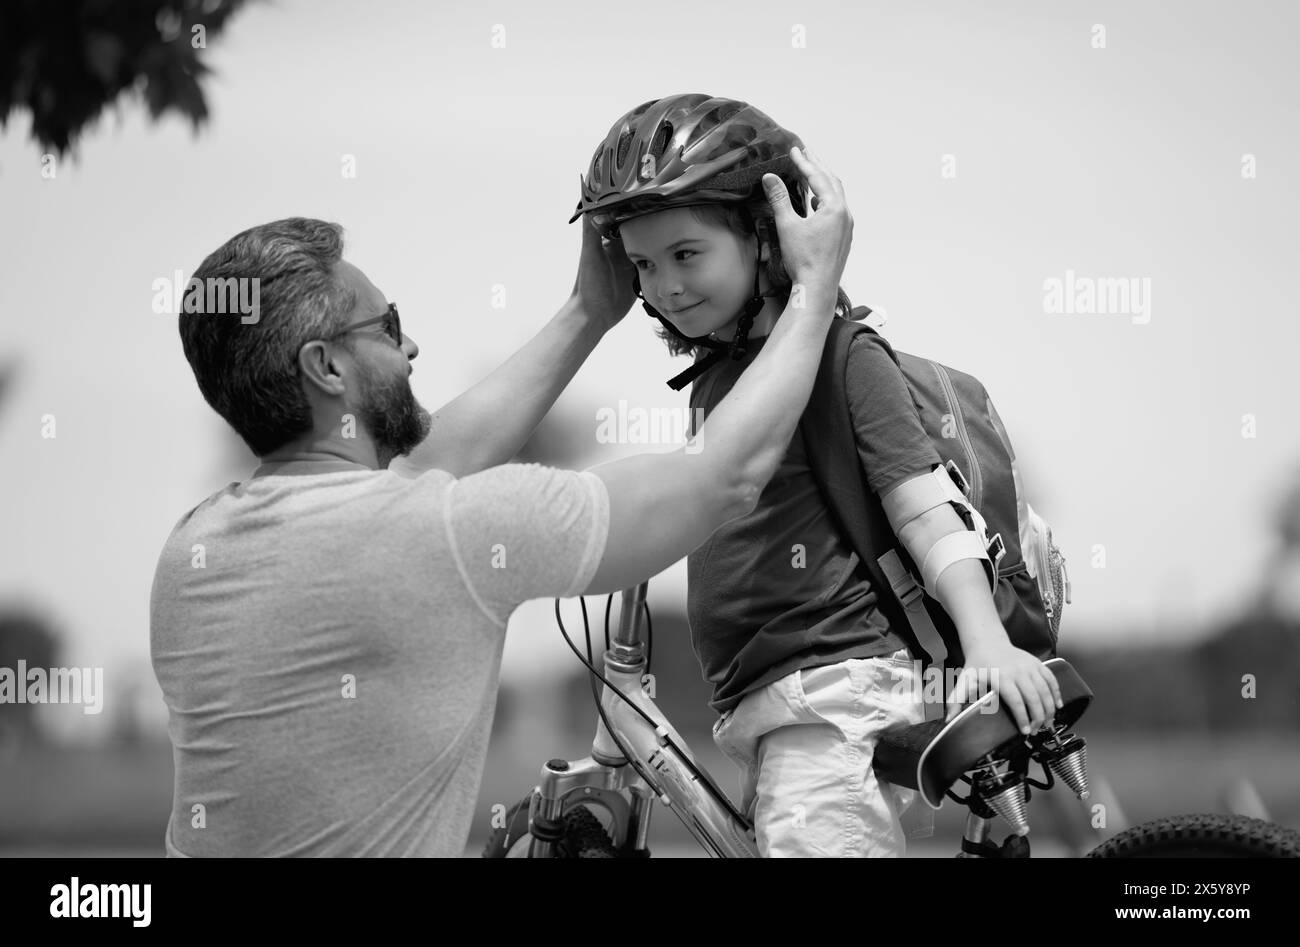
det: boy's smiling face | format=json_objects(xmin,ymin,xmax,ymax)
[{"xmin": 619, "ymin": 206, "xmax": 767, "ymax": 340}]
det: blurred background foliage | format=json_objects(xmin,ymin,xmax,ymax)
[{"xmin": 0, "ymin": 0, "xmax": 253, "ymax": 158}]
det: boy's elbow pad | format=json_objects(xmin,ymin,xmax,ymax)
[
  {"xmin": 883, "ymin": 464, "xmax": 1000, "ymax": 597},
  {"xmin": 881, "ymin": 465, "xmax": 963, "ymax": 526},
  {"xmin": 918, "ymin": 530, "xmax": 994, "ymax": 598}
]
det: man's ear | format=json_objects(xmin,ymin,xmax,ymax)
[{"xmin": 298, "ymin": 341, "xmax": 347, "ymax": 396}]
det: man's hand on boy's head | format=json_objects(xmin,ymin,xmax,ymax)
[
  {"xmin": 570, "ymin": 213, "xmax": 638, "ymax": 333},
  {"xmin": 762, "ymin": 146, "xmax": 853, "ymax": 292}
]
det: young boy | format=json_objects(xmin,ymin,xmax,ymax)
[{"xmin": 571, "ymin": 94, "xmax": 1061, "ymax": 857}]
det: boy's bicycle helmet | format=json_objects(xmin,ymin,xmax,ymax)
[
  {"xmin": 570, "ymin": 94, "xmax": 806, "ymax": 389},
  {"xmin": 569, "ymin": 93, "xmax": 806, "ymax": 235}
]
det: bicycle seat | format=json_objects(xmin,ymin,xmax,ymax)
[{"xmin": 872, "ymin": 658, "xmax": 1092, "ymax": 809}]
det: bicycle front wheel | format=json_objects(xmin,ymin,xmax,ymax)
[
  {"xmin": 1087, "ymin": 813, "xmax": 1300, "ymax": 858},
  {"xmin": 481, "ymin": 795, "xmax": 621, "ymax": 858}
]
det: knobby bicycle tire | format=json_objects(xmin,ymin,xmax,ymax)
[
  {"xmin": 482, "ymin": 795, "xmax": 620, "ymax": 858},
  {"xmin": 1087, "ymin": 813, "xmax": 1300, "ymax": 858}
]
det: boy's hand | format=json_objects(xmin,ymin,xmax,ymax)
[
  {"xmin": 946, "ymin": 641, "xmax": 1063, "ymax": 735},
  {"xmin": 762, "ymin": 146, "xmax": 853, "ymax": 293},
  {"xmin": 570, "ymin": 214, "xmax": 638, "ymax": 334}
]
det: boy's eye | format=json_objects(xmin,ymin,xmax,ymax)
[{"xmin": 633, "ymin": 249, "xmax": 696, "ymax": 269}]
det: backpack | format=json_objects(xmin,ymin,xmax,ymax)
[{"xmin": 798, "ymin": 310, "xmax": 1071, "ymax": 685}]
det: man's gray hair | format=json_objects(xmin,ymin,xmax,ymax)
[{"xmin": 179, "ymin": 218, "xmax": 357, "ymax": 456}]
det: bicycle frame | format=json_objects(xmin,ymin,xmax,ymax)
[
  {"xmin": 507, "ymin": 588, "xmax": 1299, "ymax": 860},
  {"xmin": 525, "ymin": 582, "xmax": 759, "ymax": 857},
  {"xmin": 523, "ymin": 586, "xmax": 1070, "ymax": 858}
]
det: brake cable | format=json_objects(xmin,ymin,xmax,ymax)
[{"xmin": 553, "ymin": 597, "xmax": 716, "ymax": 804}]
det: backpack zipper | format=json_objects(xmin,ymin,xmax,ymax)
[{"xmin": 930, "ymin": 362, "xmax": 982, "ymax": 507}]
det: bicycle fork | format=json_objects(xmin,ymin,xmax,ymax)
[
  {"xmin": 527, "ymin": 585, "xmax": 758, "ymax": 857},
  {"xmin": 526, "ymin": 753, "xmax": 655, "ymax": 858}
]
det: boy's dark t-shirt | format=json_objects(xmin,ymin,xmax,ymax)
[{"xmin": 687, "ymin": 327, "xmax": 942, "ymax": 715}]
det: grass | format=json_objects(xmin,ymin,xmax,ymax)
[{"xmin": 3, "ymin": 728, "xmax": 1296, "ymax": 857}]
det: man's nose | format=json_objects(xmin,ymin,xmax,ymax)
[{"xmin": 402, "ymin": 334, "xmax": 419, "ymax": 361}]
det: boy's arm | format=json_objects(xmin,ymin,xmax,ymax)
[
  {"xmin": 392, "ymin": 219, "xmax": 637, "ymax": 479},
  {"xmin": 848, "ymin": 335, "xmax": 1061, "ymax": 733},
  {"xmin": 889, "ymin": 498, "xmax": 1062, "ymax": 733}
]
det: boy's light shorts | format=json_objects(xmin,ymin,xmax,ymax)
[{"xmin": 712, "ymin": 648, "xmax": 931, "ymax": 857}]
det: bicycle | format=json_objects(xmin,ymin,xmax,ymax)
[{"xmin": 484, "ymin": 582, "xmax": 1300, "ymax": 858}]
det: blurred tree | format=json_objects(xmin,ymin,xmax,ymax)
[
  {"xmin": 1259, "ymin": 471, "xmax": 1300, "ymax": 622},
  {"xmin": 1198, "ymin": 611, "xmax": 1300, "ymax": 730},
  {"xmin": 0, "ymin": 357, "xmax": 17, "ymax": 414},
  {"xmin": 1063, "ymin": 647, "xmax": 1210, "ymax": 731},
  {"xmin": 1193, "ymin": 465, "xmax": 1300, "ymax": 729},
  {"xmin": 0, "ymin": 0, "xmax": 253, "ymax": 158},
  {"xmin": 0, "ymin": 610, "xmax": 60, "ymax": 748}
]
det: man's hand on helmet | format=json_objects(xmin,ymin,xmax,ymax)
[
  {"xmin": 570, "ymin": 212, "xmax": 638, "ymax": 333},
  {"xmin": 762, "ymin": 147, "xmax": 853, "ymax": 295}
]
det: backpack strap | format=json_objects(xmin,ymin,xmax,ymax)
[
  {"xmin": 798, "ymin": 317, "xmax": 955, "ymax": 719},
  {"xmin": 876, "ymin": 550, "xmax": 948, "ymax": 722}
]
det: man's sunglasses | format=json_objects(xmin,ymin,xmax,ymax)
[{"xmin": 323, "ymin": 302, "xmax": 403, "ymax": 348}]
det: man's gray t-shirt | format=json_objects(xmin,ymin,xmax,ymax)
[{"xmin": 149, "ymin": 463, "xmax": 609, "ymax": 857}]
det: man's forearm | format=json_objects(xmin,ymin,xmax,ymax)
[
  {"xmin": 692, "ymin": 284, "xmax": 838, "ymax": 504},
  {"xmin": 580, "ymin": 282, "xmax": 845, "ymax": 596},
  {"xmin": 394, "ymin": 298, "xmax": 604, "ymax": 477}
]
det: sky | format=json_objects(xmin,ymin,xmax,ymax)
[{"xmin": 1, "ymin": 0, "xmax": 1298, "ymax": 734}]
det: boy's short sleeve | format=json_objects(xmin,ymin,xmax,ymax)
[
  {"xmin": 444, "ymin": 464, "xmax": 610, "ymax": 626},
  {"xmin": 845, "ymin": 332, "xmax": 942, "ymax": 496}
]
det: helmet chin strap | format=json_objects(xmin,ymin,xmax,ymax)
[{"xmin": 636, "ymin": 247, "xmax": 776, "ymax": 391}]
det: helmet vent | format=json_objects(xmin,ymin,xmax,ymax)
[
  {"xmin": 615, "ymin": 129, "xmax": 634, "ymax": 169},
  {"xmin": 649, "ymin": 122, "xmax": 673, "ymax": 160},
  {"xmin": 693, "ymin": 107, "xmax": 723, "ymax": 143}
]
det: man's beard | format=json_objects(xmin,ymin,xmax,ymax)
[{"xmin": 357, "ymin": 370, "xmax": 431, "ymax": 467}]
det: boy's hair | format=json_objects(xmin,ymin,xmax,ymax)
[{"xmin": 615, "ymin": 184, "xmax": 853, "ymax": 358}]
